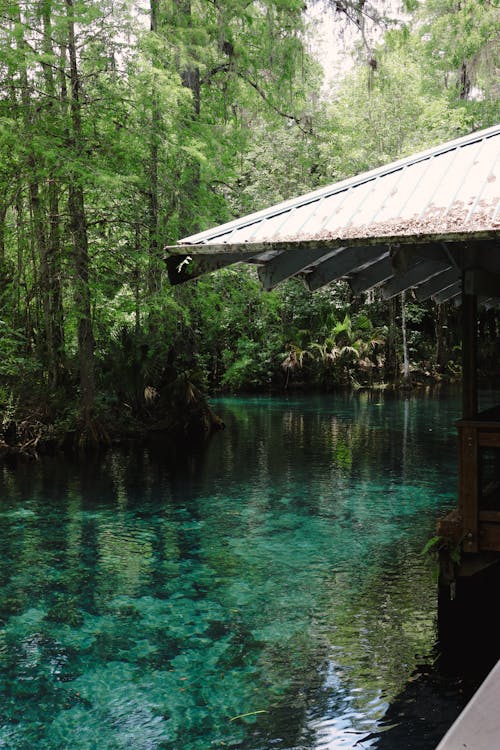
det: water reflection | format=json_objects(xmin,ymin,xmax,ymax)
[{"xmin": 0, "ymin": 389, "xmax": 496, "ymax": 749}]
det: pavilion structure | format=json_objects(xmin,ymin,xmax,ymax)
[{"xmin": 166, "ymin": 123, "xmax": 500, "ymax": 589}]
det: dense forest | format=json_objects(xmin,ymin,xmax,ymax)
[{"xmin": 0, "ymin": 0, "xmax": 499, "ymax": 454}]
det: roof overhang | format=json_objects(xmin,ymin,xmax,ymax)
[
  {"xmin": 166, "ymin": 231, "xmax": 500, "ymax": 303},
  {"xmin": 165, "ymin": 124, "xmax": 500, "ymax": 303}
]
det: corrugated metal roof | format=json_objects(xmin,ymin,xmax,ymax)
[{"xmin": 166, "ymin": 124, "xmax": 500, "ymax": 302}]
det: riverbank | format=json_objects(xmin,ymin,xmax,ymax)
[
  {"xmin": 0, "ymin": 383, "xmax": 225, "ymax": 461},
  {"xmin": 0, "ymin": 390, "xmax": 479, "ymax": 750},
  {"xmin": 2, "ymin": 373, "xmax": 497, "ymax": 462}
]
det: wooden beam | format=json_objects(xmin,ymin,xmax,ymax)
[
  {"xmin": 381, "ymin": 259, "xmax": 450, "ymax": 299},
  {"xmin": 462, "ymin": 280, "xmax": 478, "ymax": 420},
  {"xmin": 166, "ymin": 237, "xmax": 346, "ymax": 258},
  {"xmin": 349, "ymin": 256, "xmax": 393, "ymax": 294},
  {"xmin": 165, "ymin": 230, "xmax": 500, "ymax": 257},
  {"xmin": 458, "ymin": 424, "xmax": 479, "ymax": 552},
  {"xmin": 165, "ymin": 251, "xmax": 258, "ymax": 284},
  {"xmin": 464, "ymin": 268, "xmax": 500, "ymax": 299},
  {"xmin": 305, "ymin": 245, "xmax": 387, "ymax": 291},
  {"xmin": 414, "ymin": 267, "xmax": 460, "ymax": 300},
  {"xmin": 257, "ymin": 246, "xmax": 340, "ymax": 291},
  {"xmin": 482, "ymin": 298, "xmax": 500, "ymax": 310},
  {"xmin": 390, "ymin": 242, "xmax": 449, "ymax": 271},
  {"xmin": 432, "ymin": 280, "xmax": 461, "ymax": 304},
  {"xmin": 476, "ymin": 523, "xmax": 500, "ymax": 551}
]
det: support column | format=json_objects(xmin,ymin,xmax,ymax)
[
  {"xmin": 460, "ymin": 273, "xmax": 479, "ymax": 552},
  {"xmin": 462, "ymin": 279, "xmax": 478, "ymax": 420}
]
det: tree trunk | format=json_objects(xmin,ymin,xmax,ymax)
[
  {"xmin": 175, "ymin": 0, "xmax": 201, "ymax": 237},
  {"xmin": 0, "ymin": 203, "xmax": 6, "ymax": 265},
  {"xmin": 385, "ymin": 297, "xmax": 399, "ymax": 383},
  {"xmin": 66, "ymin": 0, "xmax": 95, "ymax": 425},
  {"xmin": 47, "ymin": 178, "xmax": 65, "ymax": 383},
  {"xmin": 42, "ymin": 0, "xmax": 65, "ymax": 386},
  {"xmin": 459, "ymin": 61, "xmax": 471, "ymax": 100},
  {"xmin": 14, "ymin": 190, "xmax": 26, "ymax": 326},
  {"xmin": 401, "ymin": 291, "xmax": 410, "ymax": 382},
  {"xmin": 435, "ymin": 301, "xmax": 449, "ymax": 370},
  {"xmin": 16, "ymin": 7, "xmax": 56, "ymax": 384},
  {"xmin": 147, "ymin": 0, "xmax": 161, "ymax": 294}
]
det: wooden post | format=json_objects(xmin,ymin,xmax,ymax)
[
  {"xmin": 459, "ymin": 424, "xmax": 479, "ymax": 552},
  {"xmin": 460, "ymin": 274, "xmax": 479, "ymax": 551},
  {"xmin": 462, "ymin": 279, "xmax": 477, "ymax": 420}
]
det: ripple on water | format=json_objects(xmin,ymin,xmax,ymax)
[{"xmin": 0, "ymin": 390, "xmax": 493, "ymax": 750}]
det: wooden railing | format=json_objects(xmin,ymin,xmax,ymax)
[{"xmin": 457, "ymin": 406, "xmax": 500, "ymax": 553}]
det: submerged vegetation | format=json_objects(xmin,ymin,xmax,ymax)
[
  {"xmin": 0, "ymin": 0, "xmax": 499, "ymax": 454},
  {"xmin": 0, "ymin": 393, "xmax": 464, "ymax": 749}
]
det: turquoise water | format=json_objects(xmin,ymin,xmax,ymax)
[{"xmin": 0, "ymin": 389, "xmax": 497, "ymax": 749}]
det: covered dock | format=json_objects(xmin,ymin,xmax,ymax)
[
  {"xmin": 166, "ymin": 121, "xmax": 500, "ymax": 747},
  {"xmin": 166, "ymin": 123, "xmax": 500, "ymax": 585},
  {"xmin": 436, "ymin": 657, "xmax": 500, "ymax": 749}
]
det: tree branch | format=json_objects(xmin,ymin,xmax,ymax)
[{"xmin": 237, "ymin": 71, "xmax": 311, "ymax": 135}]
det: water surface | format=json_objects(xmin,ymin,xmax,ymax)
[{"xmin": 0, "ymin": 389, "xmax": 498, "ymax": 749}]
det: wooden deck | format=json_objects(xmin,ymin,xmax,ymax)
[
  {"xmin": 436, "ymin": 659, "xmax": 500, "ymax": 749},
  {"xmin": 458, "ymin": 405, "xmax": 500, "ymax": 554},
  {"xmin": 438, "ymin": 405, "xmax": 500, "ymax": 586}
]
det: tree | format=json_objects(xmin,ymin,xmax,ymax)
[
  {"xmin": 417, "ymin": 0, "xmax": 500, "ymax": 120},
  {"xmin": 65, "ymin": 0, "xmax": 96, "ymax": 427},
  {"xmin": 0, "ymin": 0, "xmax": 499, "ymax": 450}
]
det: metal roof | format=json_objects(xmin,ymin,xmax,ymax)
[{"xmin": 165, "ymin": 124, "xmax": 500, "ymax": 303}]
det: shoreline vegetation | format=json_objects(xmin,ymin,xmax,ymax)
[
  {"xmin": 1, "ymin": 274, "xmax": 498, "ymax": 462},
  {"xmin": 1, "ymin": 1, "xmax": 499, "ymax": 461},
  {"xmin": 0, "ymin": 376, "xmax": 227, "ymax": 461},
  {"xmin": 0, "ymin": 367, "xmax": 474, "ymax": 462}
]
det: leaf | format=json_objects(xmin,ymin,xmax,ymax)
[
  {"xmin": 229, "ymin": 710, "xmax": 268, "ymax": 722},
  {"xmin": 421, "ymin": 535, "xmax": 442, "ymax": 556}
]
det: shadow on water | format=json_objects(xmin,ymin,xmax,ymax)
[
  {"xmin": 1, "ymin": 387, "xmax": 499, "ymax": 750},
  {"xmin": 370, "ymin": 560, "xmax": 500, "ymax": 750}
]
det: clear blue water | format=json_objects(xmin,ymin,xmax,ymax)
[{"xmin": 0, "ymin": 388, "xmax": 499, "ymax": 750}]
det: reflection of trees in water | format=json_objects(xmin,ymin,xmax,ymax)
[
  {"xmin": 201, "ymin": 393, "xmax": 460, "ymax": 745},
  {"xmin": 320, "ymin": 541, "xmax": 436, "ymax": 708},
  {"xmin": 371, "ymin": 562, "xmax": 500, "ymax": 749},
  {"xmin": 0, "ymin": 453, "xmax": 324, "ymax": 747},
  {"xmin": 0, "ymin": 392, "xmax": 469, "ymax": 749},
  {"xmin": 211, "ymin": 393, "xmax": 458, "ymax": 523}
]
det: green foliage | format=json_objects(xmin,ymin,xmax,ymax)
[
  {"xmin": 0, "ymin": 0, "xmax": 499, "ymax": 434},
  {"xmin": 221, "ymin": 336, "xmax": 274, "ymax": 391},
  {"xmin": 0, "ymin": 321, "xmax": 32, "ymax": 378},
  {"xmin": 417, "ymin": 0, "xmax": 500, "ymax": 113},
  {"xmin": 304, "ymin": 313, "xmax": 386, "ymax": 388}
]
